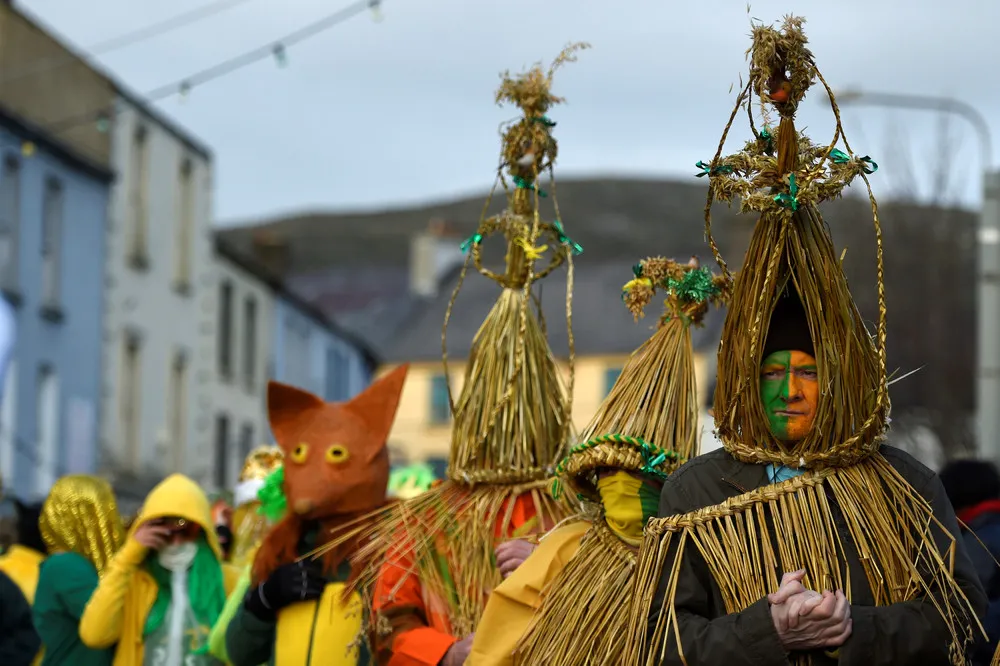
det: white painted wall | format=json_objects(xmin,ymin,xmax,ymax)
[
  {"xmin": 100, "ymin": 99, "xmax": 216, "ymax": 489},
  {"xmin": 209, "ymin": 252, "xmax": 274, "ymax": 491}
]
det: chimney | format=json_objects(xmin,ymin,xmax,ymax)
[
  {"xmin": 409, "ymin": 218, "xmax": 465, "ymax": 297},
  {"xmin": 251, "ymin": 230, "xmax": 290, "ymax": 278}
]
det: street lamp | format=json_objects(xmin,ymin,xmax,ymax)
[{"xmin": 835, "ymin": 88, "xmax": 1000, "ymax": 461}]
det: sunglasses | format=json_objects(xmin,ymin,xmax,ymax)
[{"xmin": 149, "ymin": 517, "xmax": 202, "ymax": 539}]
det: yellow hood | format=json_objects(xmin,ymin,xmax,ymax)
[{"xmin": 130, "ymin": 474, "xmax": 222, "ymax": 560}]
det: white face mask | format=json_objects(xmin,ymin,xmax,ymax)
[{"xmin": 157, "ymin": 540, "xmax": 197, "ymax": 571}]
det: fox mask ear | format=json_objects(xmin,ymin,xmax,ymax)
[
  {"xmin": 345, "ymin": 364, "xmax": 409, "ymax": 461},
  {"xmin": 267, "ymin": 381, "xmax": 325, "ymax": 452}
]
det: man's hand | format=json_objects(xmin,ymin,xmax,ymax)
[
  {"xmin": 441, "ymin": 634, "xmax": 474, "ymax": 666},
  {"xmin": 772, "ymin": 589, "xmax": 852, "ymax": 651},
  {"xmin": 244, "ymin": 559, "xmax": 328, "ymax": 621},
  {"xmin": 495, "ymin": 540, "xmax": 536, "ymax": 578},
  {"xmin": 133, "ymin": 521, "xmax": 172, "ymax": 550}
]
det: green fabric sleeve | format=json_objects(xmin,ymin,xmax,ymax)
[
  {"xmin": 226, "ymin": 602, "xmax": 277, "ymax": 666},
  {"xmin": 209, "ymin": 565, "xmax": 252, "ymax": 663},
  {"xmin": 49, "ymin": 553, "xmax": 100, "ymax": 619}
]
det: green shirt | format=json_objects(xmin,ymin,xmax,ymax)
[{"xmin": 33, "ymin": 552, "xmax": 112, "ymax": 666}]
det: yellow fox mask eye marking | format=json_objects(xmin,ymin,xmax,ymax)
[
  {"xmin": 290, "ymin": 443, "xmax": 309, "ymax": 464},
  {"xmin": 326, "ymin": 444, "xmax": 350, "ymax": 465}
]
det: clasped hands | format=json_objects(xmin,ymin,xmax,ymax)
[{"xmin": 768, "ymin": 569, "xmax": 852, "ymax": 652}]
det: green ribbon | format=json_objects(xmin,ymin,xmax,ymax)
[
  {"xmin": 460, "ymin": 232, "xmax": 483, "ymax": 253},
  {"xmin": 531, "ymin": 115, "xmax": 556, "ymax": 127},
  {"xmin": 632, "ymin": 263, "xmax": 643, "ymax": 278},
  {"xmin": 666, "ymin": 266, "xmax": 720, "ymax": 303},
  {"xmin": 828, "ymin": 149, "xmax": 878, "ymax": 174},
  {"xmin": 829, "ymin": 148, "xmax": 851, "ymax": 164},
  {"xmin": 513, "ymin": 176, "xmax": 547, "ymax": 197},
  {"xmin": 552, "ymin": 219, "xmax": 583, "ymax": 255},
  {"xmin": 759, "ymin": 127, "xmax": 775, "ymax": 153},
  {"xmin": 774, "ymin": 173, "xmax": 799, "ymax": 211},
  {"xmin": 695, "ymin": 160, "xmax": 734, "ymax": 178}
]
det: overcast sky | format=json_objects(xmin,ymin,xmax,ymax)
[{"xmin": 23, "ymin": 0, "xmax": 1000, "ymax": 224}]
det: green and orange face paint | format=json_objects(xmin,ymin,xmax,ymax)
[{"xmin": 759, "ymin": 350, "xmax": 819, "ymax": 442}]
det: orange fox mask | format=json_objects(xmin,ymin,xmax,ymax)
[{"xmin": 267, "ymin": 364, "xmax": 408, "ymax": 520}]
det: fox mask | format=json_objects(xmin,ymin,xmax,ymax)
[{"xmin": 267, "ymin": 364, "xmax": 409, "ymax": 520}]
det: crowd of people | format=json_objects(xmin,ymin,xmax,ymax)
[{"xmin": 0, "ymin": 14, "xmax": 998, "ymax": 666}]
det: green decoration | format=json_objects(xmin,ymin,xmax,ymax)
[
  {"xmin": 552, "ymin": 219, "xmax": 583, "ymax": 255},
  {"xmin": 667, "ymin": 266, "xmax": 720, "ymax": 303},
  {"xmin": 256, "ymin": 466, "xmax": 287, "ymax": 523},
  {"xmin": 512, "ymin": 175, "xmax": 547, "ymax": 197},
  {"xmin": 695, "ymin": 160, "xmax": 735, "ymax": 178},
  {"xmin": 774, "ymin": 173, "xmax": 800, "ymax": 211},
  {"xmin": 460, "ymin": 233, "xmax": 483, "ymax": 253}
]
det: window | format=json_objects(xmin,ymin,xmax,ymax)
[
  {"xmin": 239, "ymin": 423, "xmax": 254, "ymax": 461},
  {"xmin": 170, "ymin": 352, "xmax": 188, "ymax": 472},
  {"xmin": 0, "ymin": 361, "xmax": 17, "ymax": 490},
  {"xmin": 40, "ymin": 178, "xmax": 63, "ymax": 308},
  {"xmin": 128, "ymin": 126, "xmax": 149, "ymax": 267},
  {"xmin": 36, "ymin": 365, "xmax": 59, "ymax": 493},
  {"xmin": 283, "ymin": 316, "xmax": 311, "ymax": 389},
  {"xmin": 120, "ymin": 333, "xmax": 142, "ymax": 471},
  {"xmin": 0, "ymin": 156, "xmax": 21, "ymax": 290},
  {"xmin": 218, "ymin": 280, "xmax": 233, "ymax": 380},
  {"xmin": 214, "ymin": 413, "xmax": 230, "ymax": 490},
  {"xmin": 604, "ymin": 367, "xmax": 622, "ymax": 396},
  {"xmin": 243, "ymin": 295, "xmax": 257, "ymax": 391},
  {"xmin": 173, "ymin": 159, "xmax": 194, "ymax": 291},
  {"xmin": 429, "ymin": 374, "xmax": 450, "ymax": 424},
  {"xmin": 324, "ymin": 347, "xmax": 349, "ymax": 401}
]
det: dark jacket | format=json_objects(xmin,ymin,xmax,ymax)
[
  {"xmin": 960, "ymin": 503, "xmax": 1000, "ymax": 665},
  {"xmin": 0, "ymin": 569, "xmax": 42, "ymax": 666},
  {"xmin": 648, "ymin": 446, "xmax": 987, "ymax": 666}
]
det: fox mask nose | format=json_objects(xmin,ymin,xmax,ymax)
[{"xmin": 293, "ymin": 499, "xmax": 315, "ymax": 515}]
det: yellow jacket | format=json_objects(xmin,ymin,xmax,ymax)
[
  {"xmin": 466, "ymin": 521, "xmax": 589, "ymax": 666},
  {"xmin": 0, "ymin": 545, "xmax": 47, "ymax": 666},
  {"xmin": 78, "ymin": 474, "xmax": 239, "ymax": 666},
  {"xmin": 0, "ymin": 544, "xmax": 45, "ymax": 604}
]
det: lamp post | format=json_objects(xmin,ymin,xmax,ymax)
[{"xmin": 836, "ymin": 88, "xmax": 999, "ymax": 461}]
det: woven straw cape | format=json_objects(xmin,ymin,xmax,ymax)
[
  {"xmin": 314, "ymin": 44, "xmax": 588, "ymax": 639},
  {"xmin": 512, "ymin": 257, "xmax": 728, "ymax": 666},
  {"xmin": 624, "ymin": 16, "xmax": 984, "ymax": 666}
]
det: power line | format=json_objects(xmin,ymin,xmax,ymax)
[
  {"xmin": 88, "ymin": 0, "xmax": 258, "ymax": 55},
  {"xmin": 1, "ymin": 0, "xmax": 259, "ymax": 86},
  {"xmin": 32, "ymin": 0, "xmax": 383, "ymax": 141}
]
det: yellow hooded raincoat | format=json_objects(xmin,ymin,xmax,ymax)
[{"xmin": 78, "ymin": 474, "xmax": 239, "ymax": 666}]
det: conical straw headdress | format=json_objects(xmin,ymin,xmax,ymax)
[
  {"xmin": 624, "ymin": 17, "xmax": 983, "ymax": 666},
  {"xmin": 557, "ymin": 256, "xmax": 729, "ymax": 501},
  {"xmin": 443, "ymin": 43, "xmax": 590, "ymax": 485},
  {"xmin": 699, "ymin": 16, "xmax": 888, "ymax": 469}
]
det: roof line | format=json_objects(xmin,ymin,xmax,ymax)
[
  {"xmin": 10, "ymin": 3, "xmax": 213, "ymax": 160},
  {"xmin": 0, "ymin": 106, "xmax": 115, "ymax": 182},
  {"xmin": 213, "ymin": 235, "xmax": 379, "ymax": 368}
]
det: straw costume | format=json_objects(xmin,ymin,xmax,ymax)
[
  {"xmin": 625, "ymin": 16, "xmax": 986, "ymax": 666},
  {"xmin": 320, "ymin": 45, "xmax": 588, "ymax": 666},
  {"xmin": 467, "ymin": 257, "xmax": 728, "ymax": 666}
]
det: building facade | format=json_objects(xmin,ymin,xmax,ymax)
[
  {"xmin": 210, "ymin": 243, "xmax": 274, "ymax": 492},
  {"xmin": 0, "ymin": 112, "xmax": 112, "ymax": 500},
  {"xmin": 270, "ymin": 295, "xmax": 375, "ymax": 409},
  {"xmin": 99, "ymin": 99, "xmax": 216, "ymax": 503}
]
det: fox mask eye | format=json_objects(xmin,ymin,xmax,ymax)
[
  {"xmin": 326, "ymin": 445, "xmax": 350, "ymax": 465},
  {"xmin": 290, "ymin": 443, "xmax": 309, "ymax": 464}
]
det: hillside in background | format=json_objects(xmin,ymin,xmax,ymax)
[{"xmin": 217, "ymin": 176, "xmax": 977, "ymax": 455}]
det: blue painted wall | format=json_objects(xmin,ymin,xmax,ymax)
[
  {"xmin": 0, "ymin": 123, "xmax": 110, "ymax": 500},
  {"xmin": 270, "ymin": 296, "xmax": 373, "ymax": 407}
]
